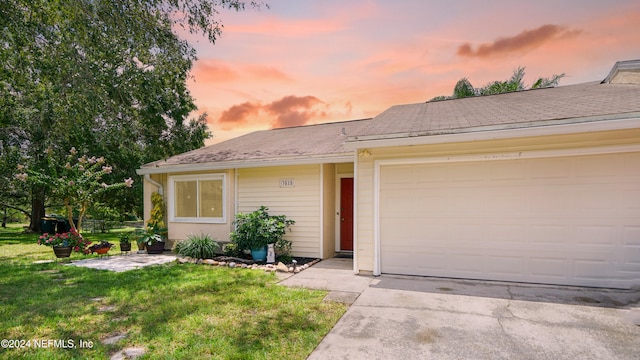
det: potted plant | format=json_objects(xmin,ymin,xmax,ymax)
[
  {"xmin": 119, "ymin": 233, "xmax": 132, "ymax": 252},
  {"xmin": 88, "ymin": 241, "xmax": 113, "ymax": 254},
  {"xmin": 38, "ymin": 229, "xmax": 91, "ymax": 258},
  {"xmin": 137, "ymin": 230, "xmax": 165, "ymax": 254},
  {"xmin": 230, "ymin": 206, "xmax": 295, "ymax": 261}
]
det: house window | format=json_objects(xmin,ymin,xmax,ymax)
[{"xmin": 169, "ymin": 174, "xmax": 226, "ymax": 223}]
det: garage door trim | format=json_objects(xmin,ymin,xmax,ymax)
[{"xmin": 372, "ymin": 144, "xmax": 640, "ymax": 277}]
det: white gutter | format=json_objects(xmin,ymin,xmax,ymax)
[
  {"xmin": 144, "ymin": 174, "xmax": 163, "ymax": 195},
  {"xmin": 137, "ymin": 154, "xmax": 353, "ymax": 175},
  {"xmin": 344, "ymin": 116, "xmax": 640, "ymax": 150}
]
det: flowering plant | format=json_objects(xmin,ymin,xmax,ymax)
[
  {"xmin": 38, "ymin": 229, "xmax": 91, "ymax": 253},
  {"xmin": 15, "ymin": 147, "xmax": 133, "ymax": 232}
]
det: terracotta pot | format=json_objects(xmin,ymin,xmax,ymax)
[
  {"xmin": 93, "ymin": 247, "xmax": 110, "ymax": 255},
  {"xmin": 53, "ymin": 246, "xmax": 72, "ymax": 258}
]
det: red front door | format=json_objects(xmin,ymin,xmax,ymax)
[{"xmin": 340, "ymin": 178, "xmax": 354, "ymax": 251}]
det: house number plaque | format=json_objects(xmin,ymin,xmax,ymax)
[{"xmin": 279, "ymin": 178, "xmax": 295, "ymax": 188}]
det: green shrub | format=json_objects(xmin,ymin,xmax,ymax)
[
  {"xmin": 222, "ymin": 242, "xmax": 244, "ymax": 257},
  {"xmin": 230, "ymin": 206, "xmax": 295, "ymax": 252},
  {"xmin": 175, "ymin": 233, "xmax": 220, "ymax": 259}
]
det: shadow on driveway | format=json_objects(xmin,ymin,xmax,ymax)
[{"xmin": 371, "ymin": 275, "xmax": 640, "ymax": 309}]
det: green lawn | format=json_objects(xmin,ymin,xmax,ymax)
[{"xmin": 0, "ymin": 224, "xmax": 346, "ymax": 359}]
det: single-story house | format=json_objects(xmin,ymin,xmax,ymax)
[{"xmin": 137, "ymin": 60, "xmax": 640, "ymax": 289}]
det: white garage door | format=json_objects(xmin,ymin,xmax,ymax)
[{"xmin": 379, "ymin": 152, "xmax": 640, "ymax": 288}]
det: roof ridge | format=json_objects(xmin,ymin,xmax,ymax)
[{"xmin": 269, "ymin": 117, "xmax": 373, "ymax": 131}]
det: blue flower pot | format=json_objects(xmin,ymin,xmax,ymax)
[{"xmin": 250, "ymin": 246, "xmax": 267, "ymax": 261}]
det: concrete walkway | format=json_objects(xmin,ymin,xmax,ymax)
[
  {"xmin": 280, "ymin": 258, "xmax": 640, "ymax": 360},
  {"xmin": 68, "ymin": 253, "xmax": 177, "ymax": 272},
  {"xmin": 278, "ymin": 257, "xmax": 373, "ymax": 304}
]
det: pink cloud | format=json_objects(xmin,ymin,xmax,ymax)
[
  {"xmin": 217, "ymin": 101, "xmax": 261, "ymax": 130},
  {"xmin": 265, "ymin": 95, "xmax": 325, "ymax": 128},
  {"xmin": 215, "ymin": 95, "xmax": 327, "ymax": 130}
]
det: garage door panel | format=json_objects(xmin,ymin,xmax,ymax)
[
  {"xmin": 379, "ymin": 152, "xmax": 640, "ymax": 288},
  {"xmin": 528, "ymin": 224, "xmax": 570, "ymax": 244},
  {"xmin": 529, "ymin": 258, "xmax": 568, "ymax": 277}
]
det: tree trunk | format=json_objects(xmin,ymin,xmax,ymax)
[
  {"xmin": 29, "ymin": 187, "xmax": 46, "ymax": 233},
  {"xmin": 2, "ymin": 207, "xmax": 6, "ymax": 228}
]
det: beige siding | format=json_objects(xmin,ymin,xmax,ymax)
[
  {"xmin": 336, "ymin": 162, "xmax": 354, "ymax": 174},
  {"xmin": 238, "ymin": 165, "xmax": 322, "ymax": 258}
]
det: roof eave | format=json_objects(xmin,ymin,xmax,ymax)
[
  {"xmin": 344, "ymin": 113, "xmax": 640, "ymax": 150},
  {"xmin": 136, "ymin": 153, "xmax": 354, "ymax": 175}
]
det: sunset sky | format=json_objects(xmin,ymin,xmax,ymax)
[{"xmin": 184, "ymin": 0, "xmax": 640, "ymax": 144}]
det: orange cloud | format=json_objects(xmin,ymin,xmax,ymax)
[
  {"xmin": 192, "ymin": 60, "xmax": 238, "ymax": 82},
  {"xmin": 245, "ymin": 65, "xmax": 292, "ymax": 81},
  {"xmin": 457, "ymin": 24, "xmax": 582, "ymax": 58},
  {"xmin": 192, "ymin": 59, "xmax": 292, "ymax": 85}
]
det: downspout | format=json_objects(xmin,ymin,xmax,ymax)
[
  {"xmin": 234, "ymin": 169, "xmax": 239, "ymax": 229},
  {"xmin": 144, "ymin": 174, "xmax": 163, "ymax": 195}
]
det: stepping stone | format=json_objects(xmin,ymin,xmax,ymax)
[
  {"xmin": 110, "ymin": 347, "xmax": 146, "ymax": 360},
  {"xmin": 34, "ymin": 260, "xmax": 55, "ymax": 264},
  {"xmin": 102, "ymin": 333, "xmax": 127, "ymax": 345}
]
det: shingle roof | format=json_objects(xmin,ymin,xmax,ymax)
[
  {"xmin": 351, "ymin": 81, "xmax": 640, "ymax": 139},
  {"xmin": 140, "ymin": 61, "xmax": 640, "ymax": 171},
  {"xmin": 141, "ymin": 118, "xmax": 372, "ymax": 169}
]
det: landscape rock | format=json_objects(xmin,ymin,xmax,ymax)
[
  {"xmin": 276, "ymin": 262, "xmax": 289, "ymax": 272},
  {"xmin": 229, "ymin": 262, "xmax": 236, "ymax": 268},
  {"xmin": 202, "ymin": 259, "xmax": 215, "ymax": 265}
]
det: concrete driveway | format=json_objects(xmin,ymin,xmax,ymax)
[{"xmin": 284, "ymin": 259, "xmax": 640, "ymax": 360}]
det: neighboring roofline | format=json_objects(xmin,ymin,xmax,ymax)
[
  {"xmin": 344, "ymin": 113, "xmax": 640, "ymax": 150},
  {"xmin": 603, "ymin": 59, "xmax": 640, "ymax": 84},
  {"xmin": 136, "ymin": 153, "xmax": 354, "ymax": 175}
]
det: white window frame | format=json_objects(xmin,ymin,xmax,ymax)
[{"xmin": 168, "ymin": 174, "xmax": 227, "ymax": 223}]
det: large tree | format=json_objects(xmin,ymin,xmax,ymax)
[{"xmin": 0, "ymin": 0, "xmax": 264, "ymax": 231}]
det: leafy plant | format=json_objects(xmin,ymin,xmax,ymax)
[
  {"xmin": 222, "ymin": 242, "xmax": 244, "ymax": 257},
  {"xmin": 138, "ymin": 192, "xmax": 167, "ymax": 247},
  {"xmin": 230, "ymin": 206, "xmax": 295, "ymax": 252},
  {"xmin": 148, "ymin": 192, "xmax": 167, "ymax": 233},
  {"xmin": 119, "ymin": 232, "xmax": 133, "ymax": 244},
  {"xmin": 136, "ymin": 229, "xmax": 164, "ymax": 246},
  {"xmin": 175, "ymin": 233, "xmax": 220, "ymax": 259}
]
